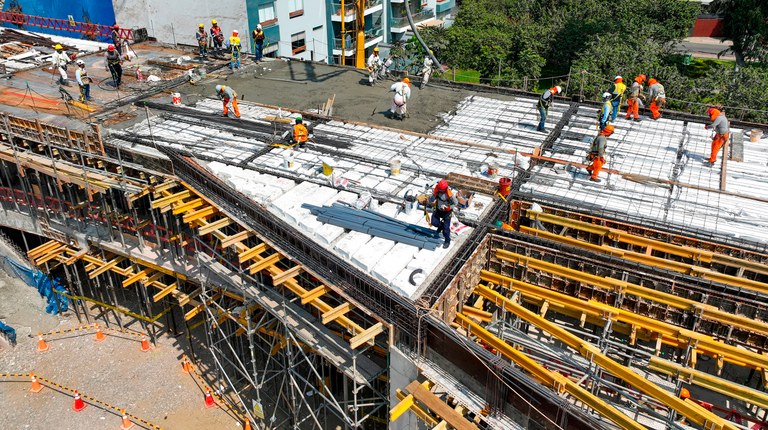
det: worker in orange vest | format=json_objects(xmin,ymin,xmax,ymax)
[
  {"xmin": 291, "ymin": 115, "xmax": 309, "ymax": 148},
  {"xmin": 586, "ymin": 124, "xmax": 614, "ymax": 183},
  {"xmin": 647, "ymin": 78, "xmax": 665, "ymax": 120},
  {"xmin": 428, "ymin": 179, "xmax": 459, "ymax": 248},
  {"xmin": 625, "ymin": 74, "xmax": 646, "ymax": 122},
  {"xmin": 704, "ymin": 107, "xmax": 730, "ymax": 166},
  {"xmin": 210, "ymin": 19, "xmax": 224, "ymax": 54}
]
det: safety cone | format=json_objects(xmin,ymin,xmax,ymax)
[
  {"xmin": 94, "ymin": 325, "xmax": 106, "ymax": 342},
  {"xmin": 119, "ymin": 409, "xmax": 135, "ymax": 430},
  {"xmin": 36, "ymin": 332, "xmax": 49, "ymax": 353},
  {"xmin": 204, "ymin": 389, "xmax": 216, "ymax": 409},
  {"xmin": 181, "ymin": 355, "xmax": 191, "ymax": 374},
  {"xmin": 72, "ymin": 390, "xmax": 87, "ymax": 412},
  {"xmin": 244, "ymin": 419, "xmax": 252, "ymax": 430},
  {"xmin": 29, "ymin": 373, "xmax": 43, "ymax": 393},
  {"xmin": 139, "ymin": 335, "xmax": 150, "ymax": 352}
]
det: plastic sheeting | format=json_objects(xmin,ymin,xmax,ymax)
[
  {"xmin": 0, "ymin": 320, "xmax": 15, "ymax": 345},
  {"xmin": 2, "ymin": 256, "xmax": 69, "ymax": 315}
]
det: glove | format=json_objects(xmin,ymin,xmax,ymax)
[{"xmin": 704, "ymin": 124, "xmax": 709, "ymax": 130}]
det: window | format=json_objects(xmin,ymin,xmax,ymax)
[
  {"xmin": 289, "ymin": 0, "xmax": 304, "ymax": 17},
  {"xmin": 291, "ymin": 31, "xmax": 306, "ymax": 54},
  {"xmin": 258, "ymin": 3, "xmax": 276, "ymax": 25}
]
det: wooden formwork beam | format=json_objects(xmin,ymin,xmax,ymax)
[
  {"xmin": 153, "ymin": 282, "xmax": 178, "ymax": 302},
  {"xmin": 172, "ymin": 198, "xmax": 204, "ymax": 215},
  {"xmin": 248, "ymin": 253, "xmax": 282, "ymax": 275},
  {"xmin": 87, "ymin": 256, "xmax": 126, "ymax": 279},
  {"xmin": 322, "ymin": 302, "xmax": 353, "ymax": 325},
  {"xmin": 122, "ymin": 268, "xmax": 153, "ymax": 288},
  {"xmin": 221, "ymin": 230, "xmax": 251, "ymax": 248},
  {"xmin": 150, "ymin": 190, "xmax": 191, "ymax": 209},
  {"xmin": 301, "ymin": 285, "xmax": 331, "ymax": 305},
  {"xmin": 182, "ymin": 206, "xmax": 217, "ymax": 223},
  {"xmin": 239, "ymin": 243, "xmax": 268, "ymax": 264},
  {"xmin": 198, "ymin": 217, "xmax": 232, "ymax": 236},
  {"xmin": 350, "ymin": 322, "xmax": 383, "ymax": 349},
  {"xmin": 271, "ymin": 265, "xmax": 303, "ymax": 286}
]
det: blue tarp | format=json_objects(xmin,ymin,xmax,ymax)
[
  {"xmin": 0, "ymin": 320, "xmax": 15, "ymax": 345},
  {"xmin": 3, "ymin": 256, "xmax": 69, "ymax": 315}
]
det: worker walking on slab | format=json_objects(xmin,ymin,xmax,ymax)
[
  {"xmin": 75, "ymin": 60, "xmax": 92, "ymax": 103},
  {"xmin": 390, "ymin": 77, "xmax": 411, "ymax": 120},
  {"xmin": 625, "ymin": 74, "xmax": 646, "ymax": 122},
  {"xmin": 586, "ymin": 124, "xmax": 614, "ymax": 183},
  {"xmin": 420, "ymin": 51, "xmax": 434, "ymax": 90},
  {"xmin": 291, "ymin": 115, "xmax": 309, "ymax": 148},
  {"xmin": 229, "ymin": 30, "xmax": 242, "ymax": 70},
  {"xmin": 598, "ymin": 92, "xmax": 613, "ymax": 131},
  {"xmin": 196, "ymin": 24, "xmax": 209, "ymax": 61},
  {"xmin": 252, "ymin": 24, "xmax": 265, "ymax": 62},
  {"xmin": 50, "ymin": 44, "xmax": 71, "ymax": 86},
  {"xmin": 608, "ymin": 76, "xmax": 626, "ymax": 122},
  {"xmin": 704, "ymin": 107, "xmax": 730, "ymax": 166},
  {"xmin": 367, "ymin": 47, "xmax": 383, "ymax": 86},
  {"xmin": 428, "ymin": 179, "xmax": 459, "ymax": 249},
  {"xmin": 105, "ymin": 44, "xmax": 123, "ymax": 88},
  {"xmin": 210, "ymin": 20, "xmax": 224, "ymax": 54},
  {"xmin": 648, "ymin": 78, "xmax": 666, "ymax": 120},
  {"xmin": 216, "ymin": 85, "xmax": 241, "ymax": 118},
  {"xmin": 537, "ymin": 86, "xmax": 561, "ymax": 132}
]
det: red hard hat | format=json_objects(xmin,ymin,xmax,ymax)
[
  {"xmin": 113, "ymin": 24, "xmax": 119, "ymax": 29},
  {"xmin": 680, "ymin": 388, "xmax": 691, "ymax": 399},
  {"xmin": 636, "ymin": 74, "xmax": 647, "ymax": 83},
  {"xmin": 436, "ymin": 179, "xmax": 449, "ymax": 191},
  {"xmin": 601, "ymin": 124, "xmax": 615, "ymax": 135},
  {"xmin": 107, "ymin": 44, "xmax": 115, "ymax": 52}
]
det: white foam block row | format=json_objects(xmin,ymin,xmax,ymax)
[
  {"xmin": 335, "ymin": 231, "xmax": 372, "ymax": 260},
  {"xmin": 371, "ymin": 243, "xmax": 418, "ymax": 284},
  {"xmin": 351, "ymin": 237, "xmax": 396, "ymax": 273}
]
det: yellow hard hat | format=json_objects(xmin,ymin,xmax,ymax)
[
  {"xmin": 199, "ymin": 23, "xmax": 204, "ymax": 28},
  {"xmin": 54, "ymin": 44, "xmax": 63, "ymax": 50},
  {"xmin": 211, "ymin": 19, "xmax": 217, "ymax": 25},
  {"xmin": 373, "ymin": 47, "xmax": 379, "ymax": 52}
]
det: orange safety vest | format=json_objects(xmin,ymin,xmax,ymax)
[{"xmin": 293, "ymin": 124, "xmax": 308, "ymax": 143}]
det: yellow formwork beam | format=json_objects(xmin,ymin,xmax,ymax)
[
  {"xmin": 239, "ymin": 243, "xmax": 268, "ymax": 264},
  {"xmin": 271, "ymin": 265, "xmax": 303, "ymax": 286},
  {"xmin": 405, "ymin": 380, "xmax": 479, "ymax": 430},
  {"xmin": 494, "ymin": 250, "xmax": 768, "ymax": 337},
  {"xmin": 171, "ymin": 197, "xmax": 204, "ymax": 215},
  {"xmin": 460, "ymin": 305, "xmax": 492, "ymax": 323},
  {"xmin": 390, "ymin": 394, "xmax": 415, "ymax": 422},
  {"xmin": 182, "ymin": 205, "xmax": 217, "ymax": 223},
  {"xmin": 350, "ymin": 322, "xmax": 383, "ymax": 349},
  {"xmin": 198, "ymin": 217, "xmax": 232, "ymax": 236},
  {"xmin": 455, "ymin": 313, "xmax": 644, "ymax": 430},
  {"xmin": 152, "ymin": 282, "xmax": 178, "ymax": 302},
  {"xmin": 301, "ymin": 285, "xmax": 330, "ymax": 305},
  {"xmin": 249, "ymin": 253, "xmax": 282, "ymax": 275},
  {"xmin": 473, "ymin": 284, "xmax": 735, "ymax": 430},
  {"xmin": 28, "ymin": 240, "xmax": 63, "ymax": 259},
  {"xmin": 220, "ymin": 230, "xmax": 251, "ymax": 248},
  {"xmin": 150, "ymin": 190, "xmax": 191, "ymax": 209},
  {"xmin": 122, "ymin": 268, "xmax": 152, "ymax": 288},
  {"xmin": 322, "ymin": 302, "xmax": 353, "ymax": 325},
  {"xmin": 87, "ymin": 256, "xmax": 125, "ymax": 279},
  {"xmin": 525, "ymin": 211, "xmax": 610, "ymax": 235},
  {"xmin": 649, "ymin": 356, "xmax": 768, "ymax": 409}
]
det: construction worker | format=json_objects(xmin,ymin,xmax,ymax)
[
  {"xmin": 229, "ymin": 30, "xmax": 241, "ymax": 70},
  {"xmin": 367, "ymin": 47, "xmax": 383, "ymax": 85},
  {"xmin": 537, "ymin": 86, "xmax": 561, "ymax": 132},
  {"xmin": 111, "ymin": 24, "xmax": 123, "ymax": 57},
  {"xmin": 390, "ymin": 77, "xmax": 411, "ymax": 120},
  {"xmin": 104, "ymin": 44, "xmax": 123, "ymax": 88},
  {"xmin": 252, "ymin": 24, "xmax": 265, "ymax": 62},
  {"xmin": 210, "ymin": 20, "xmax": 224, "ymax": 54},
  {"xmin": 420, "ymin": 51, "xmax": 434, "ymax": 90},
  {"xmin": 50, "ymin": 44, "xmax": 71, "ymax": 86},
  {"xmin": 586, "ymin": 124, "xmax": 614, "ymax": 183},
  {"xmin": 428, "ymin": 179, "xmax": 459, "ymax": 248},
  {"xmin": 216, "ymin": 84, "xmax": 241, "ymax": 118},
  {"xmin": 608, "ymin": 76, "xmax": 626, "ymax": 122},
  {"xmin": 648, "ymin": 78, "xmax": 666, "ymax": 120},
  {"xmin": 625, "ymin": 74, "xmax": 646, "ymax": 122},
  {"xmin": 196, "ymin": 24, "xmax": 208, "ymax": 60},
  {"xmin": 598, "ymin": 92, "xmax": 613, "ymax": 130},
  {"xmin": 291, "ymin": 115, "xmax": 309, "ymax": 147},
  {"xmin": 704, "ymin": 107, "xmax": 730, "ymax": 166},
  {"xmin": 75, "ymin": 60, "xmax": 92, "ymax": 103}
]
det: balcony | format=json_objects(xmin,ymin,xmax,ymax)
[
  {"xmin": 331, "ymin": 0, "xmax": 384, "ymax": 22},
  {"xmin": 436, "ymin": 0, "xmax": 456, "ymax": 14},
  {"xmin": 390, "ymin": 8, "xmax": 434, "ymax": 32},
  {"xmin": 332, "ymin": 28, "xmax": 383, "ymax": 56}
]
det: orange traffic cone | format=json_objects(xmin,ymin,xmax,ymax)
[
  {"xmin": 72, "ymin": 390, "xmax": 87, "ymax": 412},
  {"xmin": 94, "ymin": 325, "xmax": 106, "ymax": 342},
  {"xmin": 29, "ymin": 373, "xmax": 43, "ymax": 393},
  {"xmin": 120, "ymin": 409, "xmax": 135, "ymax": 430},
  {"xmin": 140, "ymin": 335, "xmax": 150, "ymax": 352},
  {"xmin": 244, "ymin": 419, "xmax": 252, "ymax": 430},
  {"xmin": 36, "ymin": 332, "xmax": 49, "ymax": 353},
  {"xmin": 181, "ymin": 355, "xmax": 191, "ymax": 374},
  {"xmin": 204, "ymin": 389, "xmax": 216, "ymax": 409}
]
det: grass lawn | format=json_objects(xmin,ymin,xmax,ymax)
[{"xmin": 451, "ymin": 69, "xmax": 481, "ymax": 83}]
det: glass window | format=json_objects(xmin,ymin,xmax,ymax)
[
  {"xmin": 289, "ymin": 0, "xmax": 304, "ymax": 12},
  {"xmin": 259, "ymin": 3, "xmax": 276, "ymax": 22},
  {"xmin": 291, "ymin": 31, "xmax": 306, "ymax": 54}
]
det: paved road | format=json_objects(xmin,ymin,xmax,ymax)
[{"xmin": 674, "ymin": 37, "xmax": 735, "ymax": 60}]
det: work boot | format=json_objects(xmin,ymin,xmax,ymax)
[
  {"xmin": 442, "ymin": 241, "xmax": 450, "ymax": 249},
  {"xmin": 589, "ymin": 177, "xmax": 601, "ymax": 183},
  {"xmin": 703, "ymin": 161, "xmax": 714, "ymax": 167},
  {"xmin": 633, "ymin": 118, "xmax": 642, "ymax": 122}
]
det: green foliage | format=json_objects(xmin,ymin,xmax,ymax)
[
  {"xmin": 452, "ymin": 69, "xmax": 482, "ymax": 83},
  {"xmin": 710, "ymin": 0, "xmax": 768, "ymax": 65}
]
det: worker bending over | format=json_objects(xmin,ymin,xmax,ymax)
[
  {"xmin": 367, "ymin": 47, "xmax": 383, "ymax": 86},
  {"xmin": 586, "ymin": 124, "xmax": 614, "ymax": 183},
  {"xmin": 196, "ymin": 24, "xmax": 208, "ymax": 60},
  {"xmin": 104, "ymin": 44, "xmax": 123, "ymax": 88},
  {"xmin": 625, "ymin": 74, "xmax": 646, "ymax": 122},
  {"xmin": 537, "ymin": 86, "xmax": 561, "ymax": 132},
  {"xmin": 75, "ymin": 60, "xmax": 92, "ymax": 103},
  {"xmin": 704, "ymin": 107, "xmax": 730, "ymax": 166},
  {"xmin": 216, "ymin": 85, "xmax": 241, "ymax": 118},
  {"xmin": 210, "ymin": 20, "xmax": 224, "ymax": 54},
  {"xmin": 598, "ymin": 92, "xmax": 613, "ymax": 130},
  {"xmin": 648, "ymin": 78, "xmax": 665, "ymax": 120},
  {"xmin": 428, "ymin": 179, "xmax": 459, "ymax": 249},
  {"xmin": 229, "ymin": 30, "xmax": 241, "ymax": 70},
  {"xmin": 608, "ymin": 76, "xmax": 626, "ymax": 122},
  {"xmin": 420, "ymin": 51, "xmax": 434, "ymax": 90},
  {"xmin": 291, "ymin": 115, "xmax": 309, "ymax": 148},
  {"xmin": 51, "ymin": 44, "xmax": 71, "ymax": 86},
  {"xmin": 390, "ymin": 77, "xmax": 411, "ymax": 120}
]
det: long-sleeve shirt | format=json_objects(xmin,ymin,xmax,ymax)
[
  {"xmin": 428, "ymin": 188, "xmax": 459, "ymax": 212},
  {"xmin": 196, "ymin": 30, "xmax": 208, "ymax": 46},
  {"xmin": 423, "ymin": 56, "xmax": 433, "ymax": 70},
  {"xmin": 390, "ymin": 82, "xmax": 411, "ymax": 101},
  {"xmin": 210, "ymin": 26, "xmax": 223, "ymax": 42},
  {"xmin": 75, "ymin": 68, "xmax": 89, "ymax": 86},
  {"xmin": 630, "ymin": 81, "xmax": 643, "ymax": 98},
  {"xmin": 599, "ymin": 101, "xmax": 612, "ymax": 124},
  {"xmin": 219, "ymin": 86, "xmax": 236, "ymax": 99},
  {"xmin": 51, "ymin": 51, "xmax": 69, "ymax": 68},
  {"xmin": 649, "ymin": 83, "xmax": 665, "ymax": 101},
  {"xmin": 367, "ymin": 54, "xmax": 382, "ymax": 69},
  {"xmin": 708, "ymin": 113, "xmax": 730, "ymax": 135},
  {"xmin": 538, "ymin": 89, "xmax": 555, "ymax": 109},
  {"xmin": 590, "ymin": 135, "xmax": 607, "ymax": 157}
]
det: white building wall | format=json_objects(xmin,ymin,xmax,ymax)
[
  {"xmin": 272, "ymin": 1, "xmax": 329, "ymax": 62},
  {"xmin": 113, "ymin": 0, "xmax": 251, "ymax": 51}
]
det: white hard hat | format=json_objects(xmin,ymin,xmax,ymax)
[
  {"xmin": 257, "ymin": 24, "xmax": 262, "ymax": 30},
  {"xmin": 215, "ymin": 85, "xmax": 223, "ymax": 92},
  {"xmin": 614, "ymin": 75, "xmax": 622, "ymax": 81},
  {"xmin": 602, "ymin": 92, "xmax": 612, "ymax": 99},
  {"xmin": 76, "ymin": 59, "xmax": 85, "ymax": 66},
  {"xmin": 554, "ymin": 86, "xmax": 562, "ymax": 94}
]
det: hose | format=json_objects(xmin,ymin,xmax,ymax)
[{"xmin": 403, "ymin": 0, "xmax": 441, "ymax": 70}]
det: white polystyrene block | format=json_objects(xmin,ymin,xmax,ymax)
[
  {"xmin": 372, "ymin": 243, "xmax": 418, "ymax": 284},
  {"xmin": 351, "ymin": 237, "xmax": 395, "ymax": 273},
  {"xmin": 335, "ymin": 231, "xmax": 372, "ymax": 260}
]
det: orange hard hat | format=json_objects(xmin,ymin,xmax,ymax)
[
  {"xmin": 680, "ymin": 388, "xmax": 691, "ymax": 399},
  {"xmin": 614, "ymin": 76, "xmax": 623, "ymax": 83},
  {"xmin": 601, "ymin": 125, "xmax": 615, "ymax": 135},
  {"xmin": 648, "ymin": 78, "xmax": 657, "ymax": 86},
  {"xmin": 707, "ymin": 108, "xmax": 721, "ymax": 120},
  {"xmin": 436, "ymin": 179, "xmax": 449, "ymax": 191},
  {"xmin": 107, "ymin": 44, "xmax": 115, "ymax": 52},
  {"xmin": 402, "ymin": 77, "xmax": 410, "ymax": 84},
  {"xmin": 636, "ymin": 74, "xmax": 647, "ymax": 83}
]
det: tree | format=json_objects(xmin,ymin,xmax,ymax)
[{"xmin": 710, "ymin": 0, "xmax": 768, "ymax": 66}]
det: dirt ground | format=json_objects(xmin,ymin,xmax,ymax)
[{"xmin": 0, "ymin": 263, "xmax": 242, "ymax": 430}]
